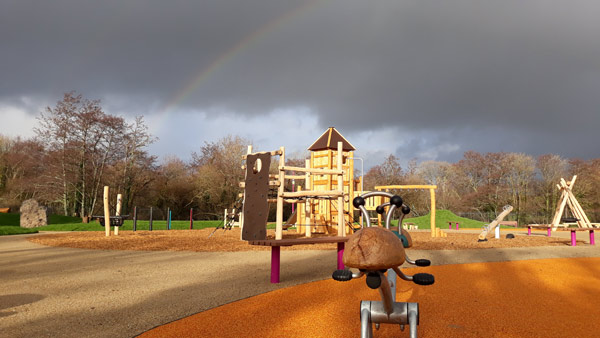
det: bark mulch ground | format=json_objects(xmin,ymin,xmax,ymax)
[{"xmin": 28, "ymin": 228, "xmax": 573, "ymax": 252}]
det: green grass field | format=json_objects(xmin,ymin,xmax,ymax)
[
  {"xmin": 0, "ymin": 212, "xmax": 225, "ymax": 235},
  {"xmin": 1, "ymin": 209, "xmax": 507, "ymax": 236},
  {"xmin": 400, "ymin": 210, "xmax": 486, "ymax": 229}
]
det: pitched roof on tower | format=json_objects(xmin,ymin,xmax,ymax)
[{"xmin": 308, "ymin": 127, "xmax": 356, "ymax": 151}]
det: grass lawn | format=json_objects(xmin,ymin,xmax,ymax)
[
  {"xmin": 0, "ymin": 212, "xmax": 225, "ymax": 235},
  {"xmin": 1, "ymin": 209, "xmax": 518, "ymax": 236},
  {"xmin": 400, "ymin": 210, "xmax": 486, "ymax": 229}
]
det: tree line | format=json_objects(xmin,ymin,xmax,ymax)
[{"xmin": 0, "ymin": 93, "xmax": 598, "ymax": 223}]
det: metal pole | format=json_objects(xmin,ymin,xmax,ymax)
[
  {"xmin": 348, "ymin": 157, "xmax": 364, "ymax": 226},
  {"xmin": 168, "ymin": 209, "xmax": 172, "ymax": 230},
  {"xmin": 149, "ymin": 207, "xmax": 153, "ymax": 231},
  {"xmin": 133, "ymin": 206, "xmax": 137, "ymax": 231}
]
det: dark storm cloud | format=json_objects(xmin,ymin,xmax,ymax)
[{"xmin": 1, "ymin": 0, "xmax": 599, "ymax": 161}]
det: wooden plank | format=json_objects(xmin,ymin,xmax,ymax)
[
  {"xmin": 242, "ymin": 152, "xmax": 271, "ymax": 241},
  {"xmin": 280, "ymin": 165, "xmax": 343, "ymax": 175},
  {"xmin": 280, "ymin": 190, "xmax": 344, "ymax": 198},
  {"xmin": 248, "ymin": 236, "xmax": 349, "ymax": 246},
  {"xmin": 284, "ymin": 175, "xmax": 306, "ymax": 180},
  {"xmin": 375, "ymin": 184, "xmax": 438, "ymax": 190},
  {"xmin": 241, "ymin": 149, "xmax": 282, "ymax": 159},
  {"xmin": 239, "ymin": 181, "xmax": 280, "ymax": 188}
]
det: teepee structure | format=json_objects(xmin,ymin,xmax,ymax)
[{"xmin": 550, "ymin": 176, "xmax": 594, "ymax": 229}]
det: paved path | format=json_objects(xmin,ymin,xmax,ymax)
[{"xmin": 1, "ymin": 232, "xmax": 599, "ymax": 338}]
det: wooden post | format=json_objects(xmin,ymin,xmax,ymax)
[
  {"xmin": 133, "ymin": 206, "xmax": 138, "ymax": 231},
  {"xmin": 103, "ymin": 186, "xmax": 110, "ymax": 237},
  {"xmin": 337, "ymin": 142, "xmax": 345, "ymax": 236},
  {"xmin": 239, "ymin": 145, "xmax": 253, "ymax": 240},
  {"xmin": 149, "ymin": 207, "xmax": 153, "ymax": 231},
  {"xmin": 115, "ymin": 193, "xmax": 122, "ymax": 235},
  {"xmin": 276, "ymin": 146, "xmax": 285, "ymax": 240},
  {"xmin": 189, "ymin": 208, "xmax": 193, "ymax": 229},
  {"xmin": 430, "ymin": 187, "xmax": 436, "ymax": 237},
  {"xmin": 305, "ymin": 159, "xmax": 312, "ymax": 238}
]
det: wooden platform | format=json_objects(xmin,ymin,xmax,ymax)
[
  {"xmin": 248, "ymin": 236, "xmax": 349, "ymax": 283},
  {"xmin": 248, "ymin": 236, "xmax": 348, "ymax": 247}
]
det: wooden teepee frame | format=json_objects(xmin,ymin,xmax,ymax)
[{"xmin": 550, "ymin": 176, "xmax": 593, "ymax": 229}]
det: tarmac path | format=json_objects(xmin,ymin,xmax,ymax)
[{"xmin": 1, "ymin": 231, "xmax": 599, "ymax": 338}]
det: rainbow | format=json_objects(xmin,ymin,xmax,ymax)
[{"xmin": 161, "ymin": 0, "xmax": 326, "ymax": 114}]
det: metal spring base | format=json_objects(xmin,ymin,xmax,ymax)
[{"xmin": 360, "ymin": 301, "xmax": 419, "ymax": 338}]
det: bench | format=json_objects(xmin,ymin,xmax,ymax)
[
  {"xmin": 499, "ymin": 221, "xmax": 518, "ymax": 227},
  {"xmin": 403, "ymin": 222, "xmax": 418, "ymax": 230},
  {"xmin": 248, "ymin": 236, "xmax": 349, "ymax": 283},
  {"xmin": 526, "ymin": 225, "xmax": 552, "ymax": 237},
  {"xmin": 448, "ymin": 221, "xmax": 459, "ymax": 230},
  {"xmin": 555, "ymin": 227, "xmax": 598, "ymax": 246},
  {"xmin": 0, "ymin": 207, "xmax": 10, "ymax": 213}
]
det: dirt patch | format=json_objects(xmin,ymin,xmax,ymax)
[{"xmin": 27, "ymin": 228, "xmax": 572, "ymax": 252}]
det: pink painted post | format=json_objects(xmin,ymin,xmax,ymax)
[
  {"xmin": 547, "ymin": 228, "xmax": 551, "ymax": 237},
  {"xmin": 271, "ymin": 246, "xmax": 281, "ymax": 283},
  {"xmin": 448, "ymin": 222, "xmax": 452, "ymax": 230},
  {"xmin": 337, "ymin": 242, "xmax": 345, "ymax": 270},
  {"xmin": 590, "ymin": 230, "xmax": 595, "ymax": 245},
  {"xmin": 571, "ymin": 231, "xmax": 577, "ymax": 246},
  {"xmin": 527, "ymin": 227, "xmax": 532, "ymax": 236},
  {"xmin": 456, "ymin": 222, "xmax": 459, "ymax": 230}
]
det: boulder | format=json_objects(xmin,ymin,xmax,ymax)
[
  {"xmin": 19, "ymin": 199, "xmax": 48, "ymax": 228},
  {"xmin": 343, "ymin": 227, "xmax": 406, "ymax": 270}
]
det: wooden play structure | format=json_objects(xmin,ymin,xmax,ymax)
[
  {"xmin": 373, "ymin": 185, "xmax": 446, "ymax": 238},
  {"xmin": 550, "ymin": 176, "xmax": 597, "ymax": 229},
  {"xmin": 93, "ymin": 186, "xmax": 127, "ymax": 236},
  {"xmin": 241, "ymin": 140, "xmax": 349, "ymax": 241},
  {"xmin": 240, "ymin": 127, "xmax": 361, "ymax": 241}
]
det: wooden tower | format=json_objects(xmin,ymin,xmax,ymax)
[{"xmin": 298, "ymin": 127, "xmax": 357, "ymax": 234}]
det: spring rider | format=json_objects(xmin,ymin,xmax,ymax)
[{"xmin": 332, "ymin": 192, "xmax": 435, "ymax": 338}]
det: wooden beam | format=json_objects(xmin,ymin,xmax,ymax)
[
  {"xmin": 337, "ymin": 142, "xmax": 345, "ymax": 237},
  {"xmin": 375, "ymin": 185, "xmax": 438, "ymax": 190},
  {"xmin": 239, "ymin": 181, "xmax": 280, "ymax": 188},
  {"xmin": 280, "ymin": 190, "xmax": 344, "ymax": 198},
  {"xmin": 276, "ymin": 146, "xmax": 285, "ymax": 240},
  {"xmin": 103, "ymin": 186, "xmax": 110, "ymax": 237},
  {"xmin": 280, "ymin": 165, "xmax": 343, "ymax": 175},
  {"xmin": 284, "ymin": 175, "xmax": 306, "ymax": 180},
  {"xmin": 241, "ymin": 149, "xmax": 283, "ymax": 159}
]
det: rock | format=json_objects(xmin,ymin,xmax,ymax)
[
  {"xmin": 19, "ymin": 199, "xmax": 48, "ymax": 228},
  {"xmin": 343, "ymin": 227, "xmax": 406, "ymax": 270}
]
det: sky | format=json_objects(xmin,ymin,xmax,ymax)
[{"xmin": 1, "ymin": 0, "xmax": 599, "ymax": 171}]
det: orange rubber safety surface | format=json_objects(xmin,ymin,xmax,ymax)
[{"xmin": 139, "ymin": 257, "xmax": 600, "ymax": 338}]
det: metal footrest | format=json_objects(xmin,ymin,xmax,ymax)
[{"xmin": 360, "ymin": 301, "xmax": 419, "ymax": 338}]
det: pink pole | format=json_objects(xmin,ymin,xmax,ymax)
[
  {"xmin": 571, "ymin": 231, "xmax": 577, "ymax": 246},
  {"xmin": 527, "ymin": 227, "xmax": 531, "ymax": 236},
  {"xmin": 456, "ymin": 222, "xmax": 459, "ymax": 230},
  {"xmin": 547, "ymin": 228, "xmax": 551, "ymax": 237},
  {"xmin": 448, "ymin": 222, "xmax": 451, "ymax": 230},
  {"xmin": 271, "ymin": 246, "xmax": 281, "ymax": 283},
  {"xmin": 590, "ymin": 230, "xmax": 595, "ymax": 245},
  {"xmin": 189, "ymin": 208, "xmax": 193, "ymax": 229},
  {"xmin": 337, "ymin": 242, "xmax": 345, "ymax": 270}
]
